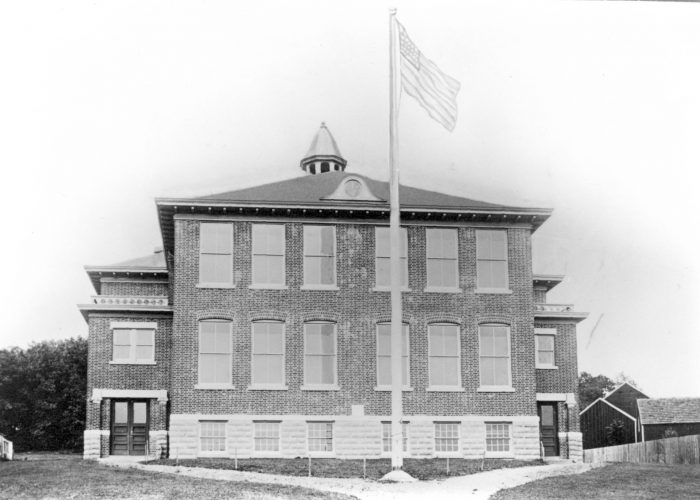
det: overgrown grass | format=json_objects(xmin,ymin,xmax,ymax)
[
  {"xmin": 144, "ymin": 457, "xmax": 544, "ymax": 480},
  {"xmin": 491, "ymin": 463, "xmax": 700, "ymax": 500},
  {"xmin": 0, "ymin": 456, "xmax": 356, "ymax": 499}
]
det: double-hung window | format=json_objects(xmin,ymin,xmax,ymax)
[
  {"xmin": 199, "ymin": 223, "xmax": 233, "ymax": 285},
  {"xmin": 307, "ymin": 422, "xmax": 333, "ymax": 452},
  {"xmin": 251, "ymin": 321, "xmax": 285, "ymax": 388},
  {"xmin": 428, "ymin": 324, "xmax": 461, "ymax": 389},
  {"xmin": 198, "ymin": 320, "xmax": 232, "ymax": 387},
  {"xmin": 303, "ymin": 226, "xmax": 336, "ymax": 287},
  {"xmin": 376, "ymin": 323, "xmax": 409, "ymax": 388},
  {"xmin": 252, "ymin": 224, "xmax": 285, "ymax": 287},
  {"xmin": 303, "ymin": 322, "xmax": 337, "ymax": 388},
  {"xmin": 476, "ymin": 230, "xmax": 508, "ymax": 291},
  {"xmin": 375, "ymin": 227, "xmax": 408, "ymax": 288},
  {"xmin": 479, "ymin": 325, "xmax": 512, "ymax": 389},
  {"xmin": 535, "ymin": 328, "xmax": 556, "ymax": 368},
  {"xmin": 426, "ymin": 228, "xmax": 458, "ymax": 290},
  {"xmin": 435, "ymin": 422, "xmax": 460, "ymax": 453},
  {"xmin": 485, "ymin": 422, "xmax": 511, "ymax": 453},
  {"xmin": 111, "ymin": 322, "xmax": 155, "ymax": 364},
  {"xmin": 254, "ymin": 421, "xmax": 281, "ymax": 452},
  {"xmin": 381, "ymin": 422, "xmax": 408, "ymax": 453},
  {"xmin": 200, "ymin": 421, "xmax": 226, "ymax": 454}
]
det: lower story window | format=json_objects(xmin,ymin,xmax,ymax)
[
  {"xmin": 200, "ymin": 421, "xmax": 226, "ymax": 453},
  {"xmin": 382, "ymin": 422, "xmax": 408, "ymax": 453},
  {"xmin": 254, "ymin": 421, "xmax": 281, "ymax": 452},
  {"xmin": 435, "ymin": 422, "xmax": 459, "ymax": 453},
  {"xmin": 485, "ymin": 422, "xmax": 511, "ymax": 452},
  {"xmin": 308, "ymin": 422, "xmax": 333, "ymax": 452}
]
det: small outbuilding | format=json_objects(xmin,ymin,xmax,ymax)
[
  {"xmin": 637, "ymin": 398, "xmax": 700, "ymax": 441},
  {"xmin": 580, "ymin": 382, "xmax": 649, "ymax": 449}
]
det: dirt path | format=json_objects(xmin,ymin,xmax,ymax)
[{"xmin": 105, "ymin": 459, "xmax": 601, "ymax": 500}]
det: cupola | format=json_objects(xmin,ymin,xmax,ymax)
[{"xmin": 300, "ymin": 122, "xmax": 347, "ymax": 174}]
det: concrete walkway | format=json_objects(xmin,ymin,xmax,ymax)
[{"xmin": 102, "ymin": 458, "xmax": 600, "ymax": 500}]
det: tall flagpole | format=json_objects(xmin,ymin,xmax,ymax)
[{"xmin": 388, "ymin": 7, "xmax": 403, "ymax": 471}]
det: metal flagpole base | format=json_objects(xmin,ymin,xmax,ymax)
[{"xmin": 379, "ymin": 469, "xmax": 417, "ymax": 482}]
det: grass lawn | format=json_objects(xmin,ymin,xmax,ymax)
[
  {"xmin": 491, "ymin": 463, "xmax": 700, "ymax": 500},
  {"xmin": 0, "ymin": 456, "xmax": 356, "ymax": 500},
  {"xmin": 144, "ymin": 457, "xmax": 544, "ymax": 481}
]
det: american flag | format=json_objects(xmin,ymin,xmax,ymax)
[{"xmin": 397, "ymin": 20, "xmax": 460, "ymax": 132}]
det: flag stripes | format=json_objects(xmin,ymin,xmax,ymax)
[{"xmin": 397, "ymin": 20, "xmax": 460, "ymax": 132}]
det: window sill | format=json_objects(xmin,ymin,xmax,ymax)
[
  {"xmin": 109, "ymin": 361, "xmax": 156, "ymax": 365},
  {"xmin": 427, "ymin": 386, "xmax": 465, "ymax": 392},
  {"xmin": 195, "ymin": 384, "xmax": 236, "ymax": 390},
  {"xmin": 196, "ymin": 283, "xmax": 236, "ymax": 289},
  {"xmin": 372, "ymin": 287, "xmax": 412, "ymax": 292},
  {"xmin": 536, "ymin": 365, "xmax": 559, "ymax": 370},
  {"xmin": 247, "ymin": 385, "xmax": 289, "ymax": 391},
  {"xmin": 308, "ymin": 451, "xmax": 335, "ymax": 458},
  {"xmin": 300, "ymin": 285, "xmax": 340, "ymax": 291},
  {"xmin": 301, "ymin": 384, "xmax": 340, "ymax": 391},
  {"xmin": 374, "ymin": 386, "xmax": 414, "ymax": 392},
  {"xmin": 475, "ymin": 288, "xmax": 512, "ymax": 295},
  {"xmin": 435, "ymin": 452, "xmax": 462, "ymax": 458},
  {"xmin": 424, "ymin": 287, "xmax": 462, "ymax": 294},
  {"xmin": 248, "ymin": 284, "xmax": 288, "ymax": 290},
  {"xmin": 477, "ymin": 386, "xmax": 515, "ymax": 393}
]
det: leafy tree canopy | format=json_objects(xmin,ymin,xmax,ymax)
[
  {"xmin": 0, "ymin": 337, "xmax": 87, "ymax": 452},
  {"xmin": 578, "ymin": 371, "xmax": 642, "ymax": 409}
]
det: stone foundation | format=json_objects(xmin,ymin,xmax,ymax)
[
  {"xmin": 558, "ymin": 431, "xmax": 583, "ymax": 461},
  {"xmin": 149, "ymin": 430, "xmax": 169, "ymax": 459},
  {"xmin": 169, "ymin": 414, "xmax": 540, "ymax": 459},
  {"xmin": 83, "ymin": 430, "xmax": 103, "ymax": 459}
]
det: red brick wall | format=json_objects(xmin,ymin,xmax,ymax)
[
  {"xmin": 170, "ymin": 217, "xmax": 539, "ymax": 417},
  {"xmin": 101, "ymin": 280, "xmax": 169, "ymax": 296}
]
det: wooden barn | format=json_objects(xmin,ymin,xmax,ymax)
[{"xmin": 580, "ymin": 382, "xmax": 648, "ymax": 450}]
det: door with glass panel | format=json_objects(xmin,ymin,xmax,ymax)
[
  {"xmin": 111, "ymin": 400, "xmax": 149, "ymax": 455},
  {"xmin": 537, "ymin": 402, "xmax": 559, "ymax": 457}
]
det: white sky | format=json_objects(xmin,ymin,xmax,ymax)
[{"xmin": 1, "ymin": 0, "xmax": 698, "ymax": 398}]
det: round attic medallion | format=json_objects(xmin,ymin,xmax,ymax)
[{"xmin": 344, "ymin": 179, "xmax": 361, "ymax": 197}]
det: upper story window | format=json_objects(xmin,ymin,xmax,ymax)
[
  {"xmin": 303, "ymin": 226, "xmax": 336, "ymax": 287},
  {"xmin": 376, "ymin": 323, "xmax": 410, "ymax": 388},
  {"xmin": 198, "ymin": 320, "xmax": 232, "ymax": 387},
  {"xmin": 535, "ymin": 328, "xmax": 557, "ymax": 369},
  {"xmin": 111, "ymin": 322, "xmax": 155, "ymax": 364},
  {"xmin": 252, "ymin": 224, "xmax": 285, "ymax": 287},
  {"xmin": 428, "ymin": 323, "xmax": 461, "ymax": 389},
  {"xmin": 426, "ymin": 228, "xmax": 458, "ymax": 290},
  {"xmin": 476, "ymin": 230, "xmax": 508, "ymax": 291},
  {"xmin": 251, "ymin": 321, "xmax": 285, "ymax": 387},
  {"xmin": 199, "ymin": 223, "xmax": 233, "ymax": 285},
  {"xmin": 479, "ymin": 324, "xmax": 512, "ymax": 390},
  {"xmin": 375, "ymin": 227, "xmax": 408, "ymax": 288},
  {"xmin": 303, "ymin": 322, "xmax": 337, "ymax": 388}
]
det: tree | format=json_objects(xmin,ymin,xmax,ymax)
[
  {"xmin": 578, "ymin": 371, "xmax": 616, "ymax": 409},
  {"xmin": 614, "ymin": 372, "xmax": 642, "ymax": 391},
  {"xmin": 605, "ymin": 418, "xmax": 627, "ymax": 445},
  {"xmin": 0, "ymin": 338, "xmax": 87, "ymax": 452}
]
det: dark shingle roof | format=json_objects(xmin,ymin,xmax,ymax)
[
  {"xmin": 638, "ymin": 398, "xmax": 700, "ymax": 425},
  {"xmin": 193, "ymin": 172, "xmax": 537, "ymax": 211}
]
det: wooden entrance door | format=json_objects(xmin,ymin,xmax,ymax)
[
  {"xmin": 111, "ymin": 400, "xmax": 148, "ymax": 455},
  {"xmin": 538, "ymin": 402, "xmax": 559, "ymax": 457}
]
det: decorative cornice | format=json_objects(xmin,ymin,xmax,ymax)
[{"xmin": 92, "ymin": 296, "xmax": 168, "ymax": 306}]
